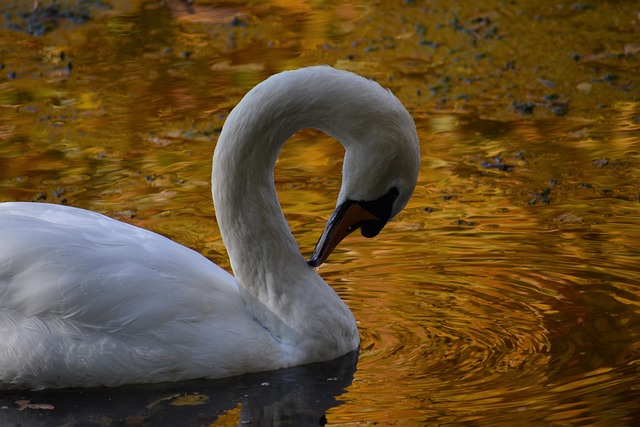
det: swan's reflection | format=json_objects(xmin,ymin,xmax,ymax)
[{"xmin": 0, "ymin": 351, "xmax": 357, "ymax": 426}]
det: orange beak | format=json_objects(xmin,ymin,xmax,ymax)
[{"xmin": 307, "ymin": 200, "xmax": 382, "ymax": 267}]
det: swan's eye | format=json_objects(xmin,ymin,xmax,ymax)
[
  {"xmin": 357, "ymin": 187, "xmax": 400, "ymax": 238},
  {"xmin": 358, "ymin": 187, "xmax": 399, "ymax": 220}
]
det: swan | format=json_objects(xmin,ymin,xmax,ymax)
[{"xmin": 0, "ymin": 66, "xmax": 420, "ymax": 390}]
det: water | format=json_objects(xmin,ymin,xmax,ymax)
[
  {"xmin": 1, "ymin": 1, "xmax": 639, "ymax": 425},
  {"xmin": 333, "ymin": 112, "xmax": 640, "ymax": 425}
]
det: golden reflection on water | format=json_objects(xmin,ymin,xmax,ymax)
[{"xmin": 1, "ymin": 0, "xmax": 640, "ymax": 425}]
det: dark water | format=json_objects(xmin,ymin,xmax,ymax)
[
  {"xmin": 0, "ymin": 352, "xmax": 358, "ymax": 426},
  {"xmin": 1, "ymin": 1, "xmax": 639, "ymax": 425}
]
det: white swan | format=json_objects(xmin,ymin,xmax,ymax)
[{"xmin": 0, "ymin": 66, "xmax": 420, "ymax": 390}]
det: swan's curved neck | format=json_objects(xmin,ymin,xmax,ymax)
[
  {"xmin": 211, "ymin": 69, "xmax": 367, "ymax": 355},
  {"xmin": 212, "ymin": 79, "xmax": 317, "ymax": 288}
]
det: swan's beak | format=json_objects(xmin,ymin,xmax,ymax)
[{"xmin": 307, "ymin": 200, "xmax": 384, "ymax": 268}]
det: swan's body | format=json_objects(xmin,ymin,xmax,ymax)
[{"xmin": 0, "ymin": 66, "xmax": 420, "ymax": 390}]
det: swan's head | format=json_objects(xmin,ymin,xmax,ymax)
[{"xmin": 306, "ymin": 68, "xmax": 420, "ymax": 267}]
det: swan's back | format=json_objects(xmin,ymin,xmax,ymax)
[
  {"xmin": 1, "ymin": 203, "xmax": 238, "ymax": 323},
  {"xmin": 0, "ymin": 203, "xmax": 277, "ymax": 389}
]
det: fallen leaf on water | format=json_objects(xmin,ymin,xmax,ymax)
[
  {"xmin": 170, "ymin": 394, "xmax": 209, "ymax": 406},
  {"xmin": 624, "ymin": 44, "xmax": 640, "ymax": 55},
  {"xmin": 576, "ymin": 82, "xmax": 592, "ymax": 93},
  {"xmin": 554, "ymin": 212, "xmax": 583, "ymax": 223},
  {"xmin": 145, "ymin": 393, "xmax": 181, "ymax": 410},
  {"xmin": 209, "ymin": 403, "xmax": 242, "ymax": 426},
  {"xmin": 15, "ymin": 400, "xmax": 55, "ymax": 411}
]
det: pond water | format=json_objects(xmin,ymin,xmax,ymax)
[{"xmin": 1, "ymin": 1, "xmax": 639, "ymax": 426}]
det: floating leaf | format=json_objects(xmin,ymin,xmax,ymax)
[
  {"xmin": 145, "ymin": 393, "xmax": 181, "ymax": 410},
  {"xmin": 170, "ymin": 394, "xmax": 209, "ymax": 406},
  {"xmin": 15, "ymin": 400, "xmax": 55, "ymax": 411}
]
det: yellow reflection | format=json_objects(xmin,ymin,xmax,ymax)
[{"xmin": 0, "ymin": 1, "xmax": 639, "ymax": 426}]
